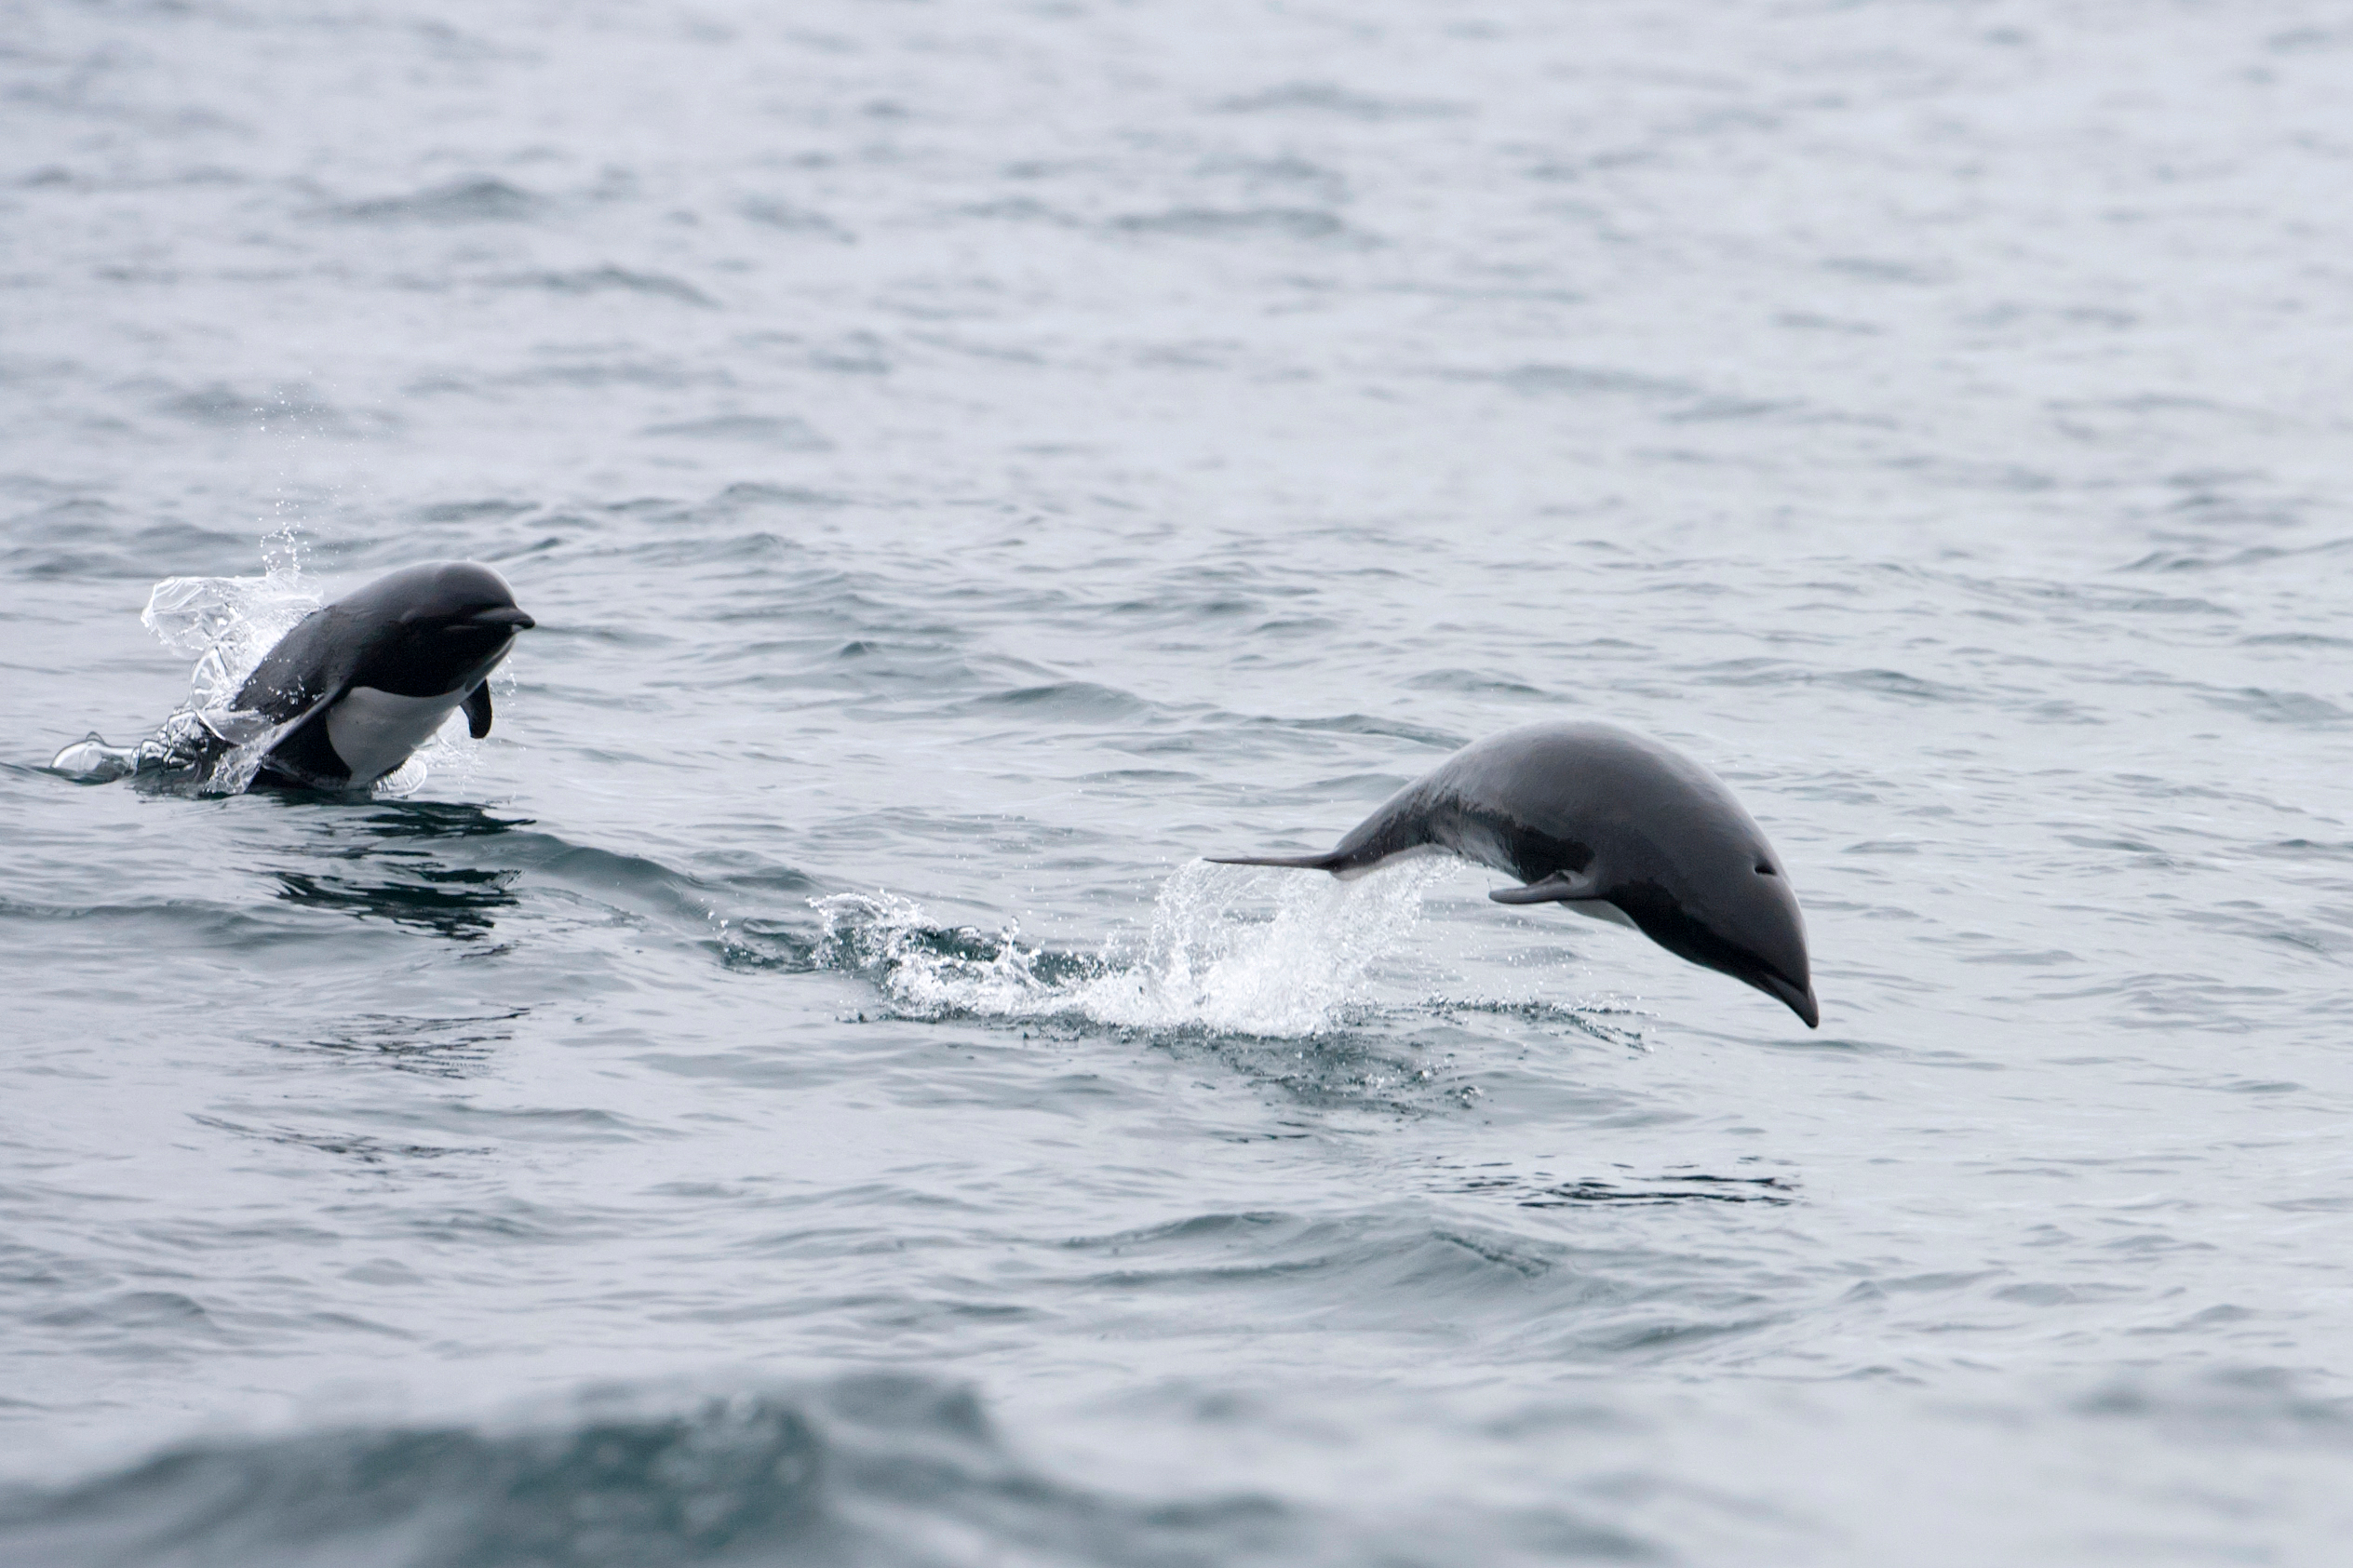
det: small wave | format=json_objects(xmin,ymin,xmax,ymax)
[
  {"xmin": 257, "ymin": 808, "xmax": 807, "ymax": 945},
  {"xmin": 640, "ymin": 413, "xmax": 829, "ymax": 448},
  {"xmin": 953, "ymin": 679, "xmax": 1157, "ymax": 722},
  {"xmin": 1270, "ymin": 711, "xmax": 1466, "ymax": 749},
  {"xmin": 1455, "ymin": 362, "xmax": 1697, "ymax": 400},
  {"xmin": 811, "ymin": 860, "xmax": 1447, "ymax": 1038},
  {"xmin": 1687, "ymin": 659, "xmax": 1972, "ymax": 705},
  {"xmin": 1443, "ymin": 1169, "xmax": 1797, "ymax": 1209},
  {"xmin": 1109, "ymin": 207, "xmax": 1357, "ymax": 244},
  {"xmin": 411, "ymin": 498, "xmax": 539, "ymax": 524},
  {"xmin": 2194, "ymin": 686, "xmax": 2348, "ymax": 727},
  {"xmin": 0, "ymin": 500, "xmax": 258, "ymax": 582},
  {"xmin": 494, "ymin": 266, "xmax": 716, "ymax": 306},
  {"xmin": 957, "ymin": 194, "xmax": 1082, "ymax": 226},
  {"xmin": 329, "ymin": 175, "xmax": 545, "ymax": 223},
  {"xmin": 0, "ymin": 1377, "xmax": 1311, "ymax": 1568},
  {"xmin": 1822, "ymin": 254, "xmax": 1944, "ymax": 286},
  {"xmin": 1217, "ymin": 81, "xmax": 1465, "ymax": 120},
  {"xmin": 737, "ymin": 197, "xmax": 851, "ymax": 238},
  {"xmin": 1402, "ymin": 666, "xmax": 1548, "ymax": 697},
  {"xmin": 1426, "ymin": 997, "xmax": 1654, "ymax": 1050},
  {"xmin": 2071, "ymin": 1365, "xmax": 2353, "ymax": 1443},
  {"xmin": 496, "ymin": 357, "xmax": 731, "ymax": 391},
  {"xmin": 153, "ymin": 380, "xmax": 382, "ymax": 436},
  {"xmin": 292, "ymin": 1009, "xmax": 526, "ymax": 1079}
]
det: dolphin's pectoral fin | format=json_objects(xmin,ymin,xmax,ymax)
[
  {"xmin": 1488, "ymin": 869, "xmax": 1602, "ymax": 905},
  {"xmin": 464, "ymin": 683, "xmax": 493, "ymax": 740}
]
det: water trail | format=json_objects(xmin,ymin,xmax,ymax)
[{"xmin": 812, "ymin": 859, "xmax": 1448, "ymax": 1037}]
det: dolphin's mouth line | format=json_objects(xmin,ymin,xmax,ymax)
[{"xmin": 457, "ymin": 607, "xmax": 535, "ymax": 630}]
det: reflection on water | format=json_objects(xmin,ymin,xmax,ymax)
[
  {"xmin": 263, "ymin": 796, "xmax": 536, "ymax": 839},
  {"xmin": 276, "ymin": 1011, "xmax": 527, "ymax": 1079},
  {"xmin": 340, "ymin": 801, "xmax": 538, "ymax": 841},
  {"xmin": 273, "ymin": 864, "xmax": 518, "ymax": 941},
  {"xmin": 191, "ymin": 1112, "xmax": 488, "ymax": 1165},
  {"xmin": 1445, "ymin": 1169, "xmax": 1798, "ymax": 1209},
  {"xmin": 264, "ymin": 800, "xmax": 538, "ymax": 939}
]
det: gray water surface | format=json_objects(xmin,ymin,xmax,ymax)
[{"xmin": 6, "ymin": 2, "xmax": 2353, "ymax": 1562}]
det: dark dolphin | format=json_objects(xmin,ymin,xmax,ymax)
[
  {"xmin": 235, "ymin": 561, "xmax": 535, "ymax": 790},
  {"xmin": 1210, "ymin": 720, "xmax": 1819, "ymax": 1027},
  {"xmin": 50, "ymin": 561, "xmax": 535, "ymax": 793}
]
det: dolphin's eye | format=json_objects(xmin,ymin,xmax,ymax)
[{"xmin": 1756, "ymin": 863, "xmax": 1777, "ymax": 876}]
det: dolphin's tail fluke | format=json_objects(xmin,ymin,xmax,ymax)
[{"xmin": 1203, "ymin": 851, "xmax": 1349, "ymax": 874}]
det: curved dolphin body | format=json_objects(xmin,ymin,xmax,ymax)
[
  {"xmin": 1210, "ymin": 721, "xmax": 1818, "ymax": 1027},
  {"xmin": 234, "ymin": 561, "xmax": 534, "ymax": 790},
  {"xmin": 50, "ymin": 562, "xmax": 534, "ymax": 793}
]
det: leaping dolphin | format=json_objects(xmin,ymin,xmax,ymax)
[
  {"xmin": 51, "ymin": 561, "xmax": 534, "ymax": 794},
  {"xmin": 1211, "ymin": 720, "xmax": 1819, "ymax": 1027},
  {"xmin": 235, "ymin": 561, "xmax": 535, "ymax": 790}
]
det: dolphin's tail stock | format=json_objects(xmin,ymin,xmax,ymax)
[{"xmin": 1203, "ymin": 851, "xmax": 1349, "ymax": 873}]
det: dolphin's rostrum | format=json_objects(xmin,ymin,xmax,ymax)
[{"xmin": 1210, "ymin": 720, "xmax": 1819, "ymax": 1027}]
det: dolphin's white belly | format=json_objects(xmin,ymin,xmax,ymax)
[{"xmin": 326, "ymin": 686, "xmax": 465, "ymax": 784}]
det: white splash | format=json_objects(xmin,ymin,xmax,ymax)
[
  {"xmin": 142, "ymin": 570, "xmax": 322, "ymax": 709},
  {"xmin": 813, "ymin": 859, "xmax": 1448, "ymax": 1038},
  {"xmin": 106, "ymin": 569, "xmax": 326, "ymax": 793}
]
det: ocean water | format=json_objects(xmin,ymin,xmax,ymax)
[{"xmin": 6, "ymin": 0, "xmax": 2353, "ymax": 1561}]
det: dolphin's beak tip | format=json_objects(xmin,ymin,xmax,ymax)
[{"xmin": 1762, "ymin": 973, "xmax": 1820, "ymax": 1029}]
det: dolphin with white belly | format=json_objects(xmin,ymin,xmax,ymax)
[
  {"xmin": 1210, "ymin": 720, "xmax": 1819, "ymax": 1027},
  {"xmin": 231, "ymin": 561, "xmax": 534, "ymax": 791}
]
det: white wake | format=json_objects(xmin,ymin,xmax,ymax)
[{"xmin": 811, "ymin": 859, "xmax": 1451, "ymax": 1038}]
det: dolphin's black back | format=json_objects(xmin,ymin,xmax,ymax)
[
  {"xmin": 1359, "ymin": 724, "xmax": 1773, "ymax": 884},
  {"xmin": 232, "ymin": 608, "xmax": 366, "ymax": 726},
  {"xmin": 1244, "ymin": 724, "xmax": 1754, "ymax": 884}
]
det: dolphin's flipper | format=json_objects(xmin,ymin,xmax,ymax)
[
  {"xmin": 244, "ymin": 685, "xmax": 360, "ymax": 789},
  {"xmin": 464, "ymin": 682, "xmax": 494, "ymax": 739},
  {"xmin": 1488, "ymin": 869, "xmax": 1602, "ymax": 905}
]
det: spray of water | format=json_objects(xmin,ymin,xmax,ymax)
[
  {"xmin": 812, "ymin": 859, "xmax": 1450, "ymax": 1038},
  {"xmin": 143, "ymin": 570, "xmax": 321, "ymax": 709},
  {"xmin": 47, "ymin": 569, "xmax": 317, "ymax": 790}
]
